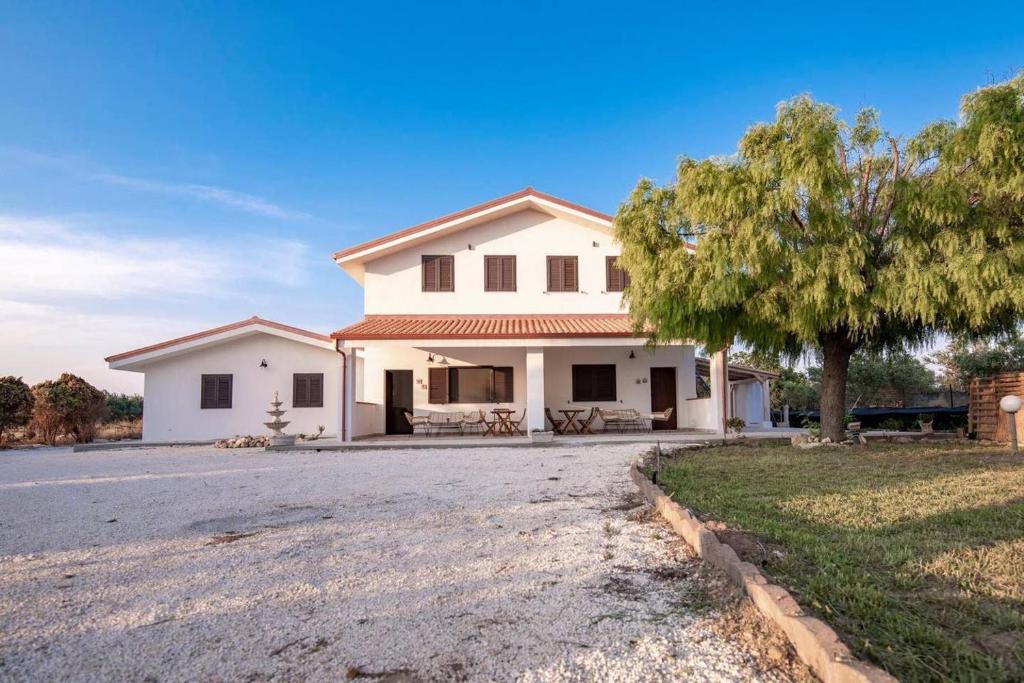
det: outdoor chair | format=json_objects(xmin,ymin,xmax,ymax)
[
  {"xmin": 598, "ymin": 408, "xmax": 645, "ymax": 433},
  {"xmin": 507, "ymin": 410, "xmax": 525, "ymax": 436},
  {"xmin": 648, "ymin": 407, "xmax": 674, "ymax": 431},
  {"xmin": 461, "ymin": 410, "xmax": 486, "ymax": 435},
  {"xmin": 403, "ymin": 411, "xmax": 432, "ymax": 437},
  {"xmin": 577, "ymin": 407, "xmax": 599, "ymax": 434},
  {"xmin": 545, "ymin": 407, "xmax": 566, "ymax": 434}
]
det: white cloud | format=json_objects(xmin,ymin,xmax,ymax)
[
  {"xmin": 95, "ymin": 174, "xmax": 311, "ymax": 220},
  {"xmin": 0, "ymin": 214, "xmax": 310, "ymax": 300}
]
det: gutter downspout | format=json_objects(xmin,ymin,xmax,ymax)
[{"xmin": 335, "ymin": 340, "xmax": 347, "ymax": 442}]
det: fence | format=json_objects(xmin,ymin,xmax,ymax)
[{"xmin": 968, "ymin": 372, "xmax": 1024, "ymax": 442}]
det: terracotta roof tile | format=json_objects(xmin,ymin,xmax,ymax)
[{"xmin": 332, "ymin": 314, "xmax": 638, "ymax": 340}]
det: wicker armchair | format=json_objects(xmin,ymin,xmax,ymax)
[
  {"xmin": 403, "ymin": 411, "xmax": 432, "ymax": 436},
  {"xmin": 461, "ymin": 410, "xmax": 486, "ymax": 435}
]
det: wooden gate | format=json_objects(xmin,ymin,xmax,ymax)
[{"xmin": 968, "ymin": 372, "xmax": 1024, "ymax": 442}]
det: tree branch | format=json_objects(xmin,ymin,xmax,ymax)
[{"xmin": 790, "ymin": 209, "xmax": 805, "ymax": 232}]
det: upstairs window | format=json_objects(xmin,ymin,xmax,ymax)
[
  {"xmin": 200, "ymin": 374, "xmax": 232, "ymax": 409},
  {"xmin": 571, "ymin": 364, "xmax": 616, "ymax": 402},
  {"xmin": 606, "ymin": 256, "xmax": 630, "ymax": 292},
  {"xmin": 484, "ymin": 255, "xmax": 516, "ymax": 291},
  {"xmin": 546, "ymin": 256, "xmax": 578, "ymax": 292},
  {"xmin": 422, "ymin": 255, "xmax": 454, "ymax": 292},
  {"xmin": 293, "ymin": 373, "xmax": 324, "ymax": 408}
]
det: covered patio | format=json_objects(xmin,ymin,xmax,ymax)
[{"xmin": 332, "ymin": 314, "xmax": 771, "ymax": 441}]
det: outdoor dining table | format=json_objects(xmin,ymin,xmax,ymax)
[
  {"xmin": 558, "ymin": 408, "xmax": 586, "ymax": 434},
  {"xmin": 490, "ymin": 408, "xmax": 520, "ymax": 436}
]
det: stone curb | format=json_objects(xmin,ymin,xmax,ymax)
[{"xmin": 630, "ymin": 463, "xmax": 898, "ymax": 683}]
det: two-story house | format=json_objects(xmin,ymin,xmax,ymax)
[{"xmin": 107, "ymin": 188, "xmax": 775, "ymax": 442}]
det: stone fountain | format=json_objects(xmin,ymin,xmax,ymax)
[{"xmin": 264, "ymin": 391, "xmax": 295, "ymax": 446}]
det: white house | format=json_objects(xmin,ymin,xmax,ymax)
[{"xmin": 107, "ymin": 188, "xmax": 775, "ymax": 441}]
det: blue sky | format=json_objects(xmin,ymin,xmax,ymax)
[{"xmin": 2, "ymin": 2, "xmax": 1022, "ymax": 392}]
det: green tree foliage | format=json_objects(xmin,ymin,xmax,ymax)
[
  {"xmin": 844, "ymin": 350, "xmax": 937, "ymax": 406},
  {"xmin": 929, "ymin": 335, "xmax": 1024, "ymax": 390},
  {"xmin": 103, "ymin": 392, "xmax": 144, "ymax": 422},
  {"xmin": 30, "ymin": 373, "xmax": 109, "ymax": 445},
  {"xmin": 0, "ymin": 376, "xmax": 35, "ymax": 444},
  {"xmin": 616, "ymin": 73, "xmax": 1024, "ymax": 440}
]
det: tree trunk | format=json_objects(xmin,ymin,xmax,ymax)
[{"xmin": 819, "ymin": 331, "xmax": 856, "ymax": 442}]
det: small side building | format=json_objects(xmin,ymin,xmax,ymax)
[{"xmin": 106, "ymin": 317, "xmax": 341, "ymax": 442}]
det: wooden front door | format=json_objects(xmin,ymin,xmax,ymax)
[
  {"xmin": 650, "ymin": 367, "xmax": 678, "ymax": 430},
  {"xmin": 385, "ymin": 370, "xmax": 414, "ymax": 435}
]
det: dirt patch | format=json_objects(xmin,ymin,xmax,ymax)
[
  {"xmin": 207, "ymin": 531, "xmax": 260, "ymax": 545},
  {"xmin": 708, "ymin": 600, "xmax": 817, "ymax": 683}
]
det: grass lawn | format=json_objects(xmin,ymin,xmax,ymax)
[{"xmin": 656, "ymin": 441, "xmax": 1024, "ymax": 682}]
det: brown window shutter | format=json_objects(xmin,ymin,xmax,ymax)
[
  {"xmin": 493, "ymin": 367, "xmax": 514, "ymax": 402},
  {"xmin": 422, "ymin": 256, "xmax": 438, "ymax": 291},
  {"xmin": 309, "ymin": 375, "xmax": 323, "ymax": 407},
  {"xmin": 438, "ymin": 255, "xmax": 454, "ymax": 291},
  {"xmin": 547, "ymin": 256, "xmax": 563, "ymax": 292},
  {"xmin": 501, "ymin": 256, "xmax": 516, "ymax": 291},
  {"xmin": 201, "ymin": 375, "xmax": 216, "ymax": 408},
  {"xmin": 606, "ymin": 256, "xmax": 629, "ymax": 291},
  {"xmin": 428, "ymin": 366, "xmax": 448, "ymax": 404},
  {"xmin": 563, "ymin": 256, "xmax": 578, "ymax": 291},
  {"xmin": 484, "ymin": 256, "xmax": 500, "ymax": 291},
  {"xmin": 293, "ymin": 375, "xmax": 309, "ymax": 408},
  {"xmin": 216, "ymin": 375, "xmax": 232, "ymax": 408}
]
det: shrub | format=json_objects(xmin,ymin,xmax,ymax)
[
  {"xmin": 104, "ymin": 392, "xmax": 143, "ymax": 422},
  {"xmin": 0, "ymin": 376, "xmax": 35, "ymax": 445},
  {"xmin": 879, "ymin": 417, "xmax": 904, "ymax": 432},
  {"xmin": 31, "ymin": 373, "xmax": 108, "ymax": 444},
  {"xmin": 725, "ymin": 416, "xmax": 746, "ymax": 434}
]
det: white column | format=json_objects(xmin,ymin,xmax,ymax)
[
  {"xmin": 343, "ymin": 347, "xmax": 357, "ymax": 442},
  {"xmin": 709, "ymin": 348, "xmax": 728, "ymax": 434},
  {"xmin": 526, "ymin": 347, "xmax": 546, "ymax": 432},
  {"xmin": 762, "ymin": 379, "xmax": 773, "ymax": 427}
]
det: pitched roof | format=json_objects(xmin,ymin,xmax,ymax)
[
  {"xmin": 332, "ymin": 314, "xmax": 637, "ymax": 340},
  {"xmin": 106, "ymin": 316, "xmax": 332, "ymax": 365},
  {"xmin": 332, "ymin": 187, "xmax": 616, "ymax": 263}
]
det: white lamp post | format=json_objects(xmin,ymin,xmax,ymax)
[{"xmin": 999, "ymin": 395, "xmax": 1022, "ymax": 456}]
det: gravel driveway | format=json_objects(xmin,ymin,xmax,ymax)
[{"xmin": 0, "ymin": 444, "xmax": 793, "ymax": 682}]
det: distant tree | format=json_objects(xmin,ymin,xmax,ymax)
[
  {"xmin": 616, "ymin": 73, "xmax": 1024, "ymax": 441},
  {"xmin": 103, "ymin": 392, "xmax": 144, "ymax": 422},
  {"xmin": 929, "ymin": 335, "xmax": 1024, "ymax": 390},
  {"xmin": 845, "ymin": 350, "xmax": 937, "ymax": 406},
  {"xmin": 0, "ymin": 376, "xmax": 35, "ymax": 445},
  {"xmin": 31, "ymin": 373, "xmax": 108, "ymax": 444}
]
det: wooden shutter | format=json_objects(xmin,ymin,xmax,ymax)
[
  {"xmin": 547, "ymin": 256, "xmax": 563, "ymax": 292},
  {"xmin": 293, "ymin": 375, "xmax": 309, "ymax": 408},
  {"xmin": 438, "ymin": 255, "xmax": 454, "ymax": 291},
  {"xmin": 547, "ymin": 256, "xmax": 577, "ymax": 292},
  {"xmin": 485, "ymin": 256, "xmax": 500, "ymax": 291},
  {"xmin": 606, "ymin": 256, "xmax": 629, "ymax": 292},
  {"xmin": 485, "ymin": 256, "xmax": 516, "ymax": 291},
  {"xmin": 202, "ymin": 374, "xmax": 232, "ymax": 409},
  {"xmin": 308, "ymin": 374, "xmax": 323, "ymax": 407},
  {"xmin": 571, "ymin": 365, "xmax": 615, "ymax": 402},
  {"xmin": 422, "ymin": 255, "xmax": 438, "ymax": 291},
  {"xmin": 493, "ymin": 367, "xmax": 514, "ymax": 402},
  {"xmin": 428, "ymin": 366, "xmax": 449, "ymax": 404}
]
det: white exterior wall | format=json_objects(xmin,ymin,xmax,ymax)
[
  {"xmin": 732, "ymin": 381, "xmax": 768, "ymax": 427},
  {"xmin": 140, "ymin": 333, "xmax": 340, "ymax": 441},
  {"xmin": 349, "ymin": 342, "xmax": 697, "ymax": 437},
  {"xmin": 362, "ymin": 210, "xmax": 625, "ymax": 315}
]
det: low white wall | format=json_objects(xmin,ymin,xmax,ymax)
[
  {"xmin": 685, "ymin": 397, "xmax": 717, "ymax": 430},
  {"xmin": 353, "ymin": 401, "xmax": 385, "ymax": 438},
  {"xmin": 141, "ymin": 333, "xmax": 341, "ymax": 441},
  {"xmin": 733, "ymin": 381, "xmax": 767, "ymax": 426}
]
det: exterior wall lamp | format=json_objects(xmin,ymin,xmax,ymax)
[
  {"xmin": 259, "ymin": 359, "xmax": 268, "ymax": 368},
  {"xmin": 628, "ymin": 350, "xmax": 636, "ymax": 359}
]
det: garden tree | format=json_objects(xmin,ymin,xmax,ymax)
[
  {"xmin": 929, "ymin": 334, "xmax": 1024, "ymax": 390},
  {"xmin": 0, "ymin": 376, "xmax": 34, "ymax": 445},
  {"xmin": 30, "ymin": 373, "xmax": 108, "ymax": 445},
  {"xmin": 616, "ymin": 73, "xmax": 1024, "ymax": 441}
]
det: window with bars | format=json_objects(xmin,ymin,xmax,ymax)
[
  {"xmin": 606, "ymin": 255, "xmax": 630, "ymax": 292},
  {"xmin": 422, "ymin": 255, "xmax": 454, "ymax": 292},
  {"xmin": 293, "ymin": 373, "xmax": 324, "ymax": 408},
  {"xmin": 571, "ymin": 364, "xmax": 617, "ymax": 402},
  {"xmin": 484, "ymin": 255, "xmax": 516, "ymax": 291},
  {"xmin": 546, "ymin": 255, "xmax": 578, "ymax": 292},
  {"xmin": 200, "ymin": 374, "xmax": 232, "ymax": 409}
]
